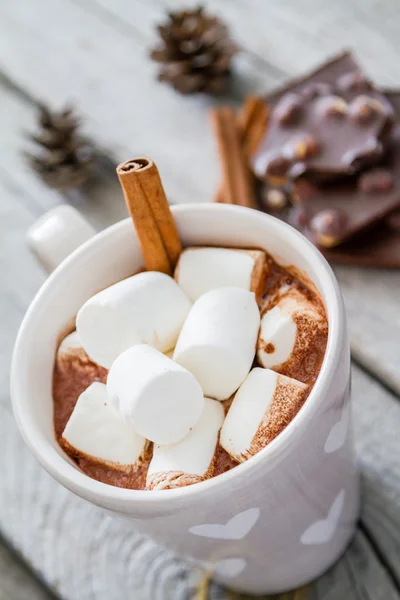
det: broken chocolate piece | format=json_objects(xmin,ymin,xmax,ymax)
[
  {"xmin": 304, "ymin": 91, "xmax": 400, "ymax": 261},
  {"xmin": 253, "ymin": 68, "xmax": 400, "ymax": 267},
  {"xmin": 251, "ymin": 52, "xmax": 394, "ymax": 181},
  {"xmin": 294, "ymin": 117, "xmax": 400, "ymax": 247}
]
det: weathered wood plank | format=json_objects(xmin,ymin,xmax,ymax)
[
  {"xmin": 311, "ymin": 530, "xmax": 399, "ymax": 600},
  {"xmin": 118, "ymin": 0, "xmax": 400, "ymax": 85},
  {"xmin": 1, "ymin": 0, "xmax": 399, "ymax": 396},
  {"xmin": 336, "ymin": 268, "xmax": 400, "ymax": 396},
  {"xmin": 352, "ymin": 367, "xmax": 400, "ymax": 589},
  {"xmin": 0, "ymin": 538, "xmax": 56, "ymax": 600},
  {"xmin": 0, "ymin": 0, "xmax": 240, "ymax": 205},
  {"xmin": 0, "ymin": 77, "xmax": 125, "ymax": 232}
]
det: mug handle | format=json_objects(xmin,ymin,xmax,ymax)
[{"xmin": 27, "ymin": 205, "xmax": 97, "ymax": 273}]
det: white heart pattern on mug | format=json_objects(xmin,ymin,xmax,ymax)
[
  {"xmin": 324, "ymin": 402, "xmax": 350, "ymax": 454},
  {"xmin": 300, "ymin": 489, "xmax": 345, "ymax": 545},
  {"xmin": 189, "ymin": 507, "xmax": 260, "ymax": 540}
]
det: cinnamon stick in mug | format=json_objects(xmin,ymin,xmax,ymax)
[{"xmin": 117, "ymin": 157, "xmax": 182, "ymax": 274}]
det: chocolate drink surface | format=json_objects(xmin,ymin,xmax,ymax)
[{"xmin": 53, "ymin": 249, "xmax": 328, "ymax": 491}]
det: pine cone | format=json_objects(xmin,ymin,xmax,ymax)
[
  {"xmin": 151, "ymin": 6, "xmax": 238, "ymax": 95},
  {"xmin": 25, "ymin": 104, "xmax": 96, "ymax": 190}
]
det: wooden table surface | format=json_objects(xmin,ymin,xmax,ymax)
[{"xmin": 1, "ymin": 1, "xmax": 400, "ymax": 598}]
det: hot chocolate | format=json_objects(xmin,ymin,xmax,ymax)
[{"xmin": 53, "ymin": 248, "xmax": 328, "ymax": 491}]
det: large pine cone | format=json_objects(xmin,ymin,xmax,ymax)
[{"xmin": 151, "ymin": 6, "xmax": 238, "ymax": 94}]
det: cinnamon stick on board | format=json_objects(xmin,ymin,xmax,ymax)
[
  {"xmin": 214, "ymin": 96, "xmax": 269, "ymax": 204},
  {"xmin": 210, "ymin": 106, "xmax": 256, "ymax": 209},
  {"xmin": 117, "ymin": 157, "xmax": 182, "ymax": 275}
]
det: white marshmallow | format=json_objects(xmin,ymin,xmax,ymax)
[
  {"xmin": 174, "ymin": 247, "xmax": 266, "ymax": 302},
  {"xmin": 107, "ymin": 344, "xmax": 204, "ymax": 445},
  {"xmin": 257, "ymin": 287, "xmax": 326, "ymax": 371},
  {"xmin": 62, "ymin": 382, "xmax": 146, "ymax": 468},
  {"xmin": 173, "ymin": 287, "xmax": 260, "ymax": 400},
  {"xmin": 258, "ymin": 305, "xmax": 297, "ymax": 368},
  {"xmin": 220, "ymin": 368, "xmax": 307, "ymax": 462},
  {"xmin": 146, "ymin": 398, "xmax": 224, "ymax": 490},
  {"xmin": 56, "ymin": 330, "xmax": 94, "ymax": 368},
  {"xmin": 76, "ymin": 271, "xmax": 192, "ymax": 369},
  {"xmin": 57, "ymin": 330, "xmax": 82, "ymax": 356}
]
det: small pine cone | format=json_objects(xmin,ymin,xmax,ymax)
[
  {"xmin": 25, "ymin": 104, "xmax": 96, "ymax": 191},
  {"xmin": 150, "ymin": 6, "xmax": 238, "ymax": 94}
]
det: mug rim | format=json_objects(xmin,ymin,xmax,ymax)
[{"xmin": 11, "ymin": 204, "xmax": 346, "ymax": 511}]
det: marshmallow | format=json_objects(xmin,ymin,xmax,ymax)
[
  {"xmin": 173, "ymin": 287, "xmax": 260, "ymax": 400},
  {"xmin": 257, "ymin": 287, "xmax": 327, "ymax": 378},
  {"xmin": 146, "ymin": 398, "xmax": 224, "ymax": 490},
  {"xmin": 107, "ymin": 344, "xmax": 204, "ymax": 445},
  {"xmin": 174, "ymin": 246, "xmax": 266, "ymax": 301},
  {"xmin": 56, "ymin": 330, "xmax": 95, "ymax": 368},
  {"xmin": 220, "ymin": 368, "xmax": 307, "ymax": 462},
  {"xmin": 76, "ymin": 271, "xmax": 192, "ymax": 369},
  {"xmin": 62, "ymin": 382, "xmax": 146, "ymax": 469},
  {"xmin": 57, "ymin": 330, "xmax": 82, "ymax": 355}
]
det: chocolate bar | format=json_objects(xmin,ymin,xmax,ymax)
[
  {"xmin": 247, "ymin": 55, "xmax": 400, "ymax": 267},
  {"xmin": 293, "ymin": 123, "xmax": 400, "ymax": 248},
  {"xmin": 251, "ymin": 52, "xmax": 394, "ymax": 182},
  {"xmin": 294, "ymin": 91, "xmax": 400, "ymax": 266}
]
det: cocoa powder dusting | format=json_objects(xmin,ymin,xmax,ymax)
[
  {"xmin": 73, "ymin": 453, "xmax": 150, "ymax": 490},
  {"xmin": 258, "ymin": 254, "xmax": 328, "ymax": 385},
  {"xmin": 53, "ymin": 349, "xmax": 107, "ymax": 438},
  {"xmin": 267, "ymin": 308, "xmax": 328, "ymax": 384},
  {"xmin": 213, "ymin": 442, "xmax": 239, "ymax": 475},
  {"xmin": 247, "ymin": 378, "xmax": 308, "ymax": 459}
]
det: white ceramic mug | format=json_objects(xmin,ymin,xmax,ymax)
[{"xmin": 11, "ymin": 203, "xmax": 359, "ymax": 595}]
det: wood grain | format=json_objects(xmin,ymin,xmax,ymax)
[
  {"xmin": 0, "ymin": 539, "xmax": 56, "ymax": 600},
  {"xmin": 352, "ymin": 366, "xmax": 400, "ymax": 589},
  {"xmin": 0, "ymin": 1, "xmax": 400, "ymax": 598}
]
